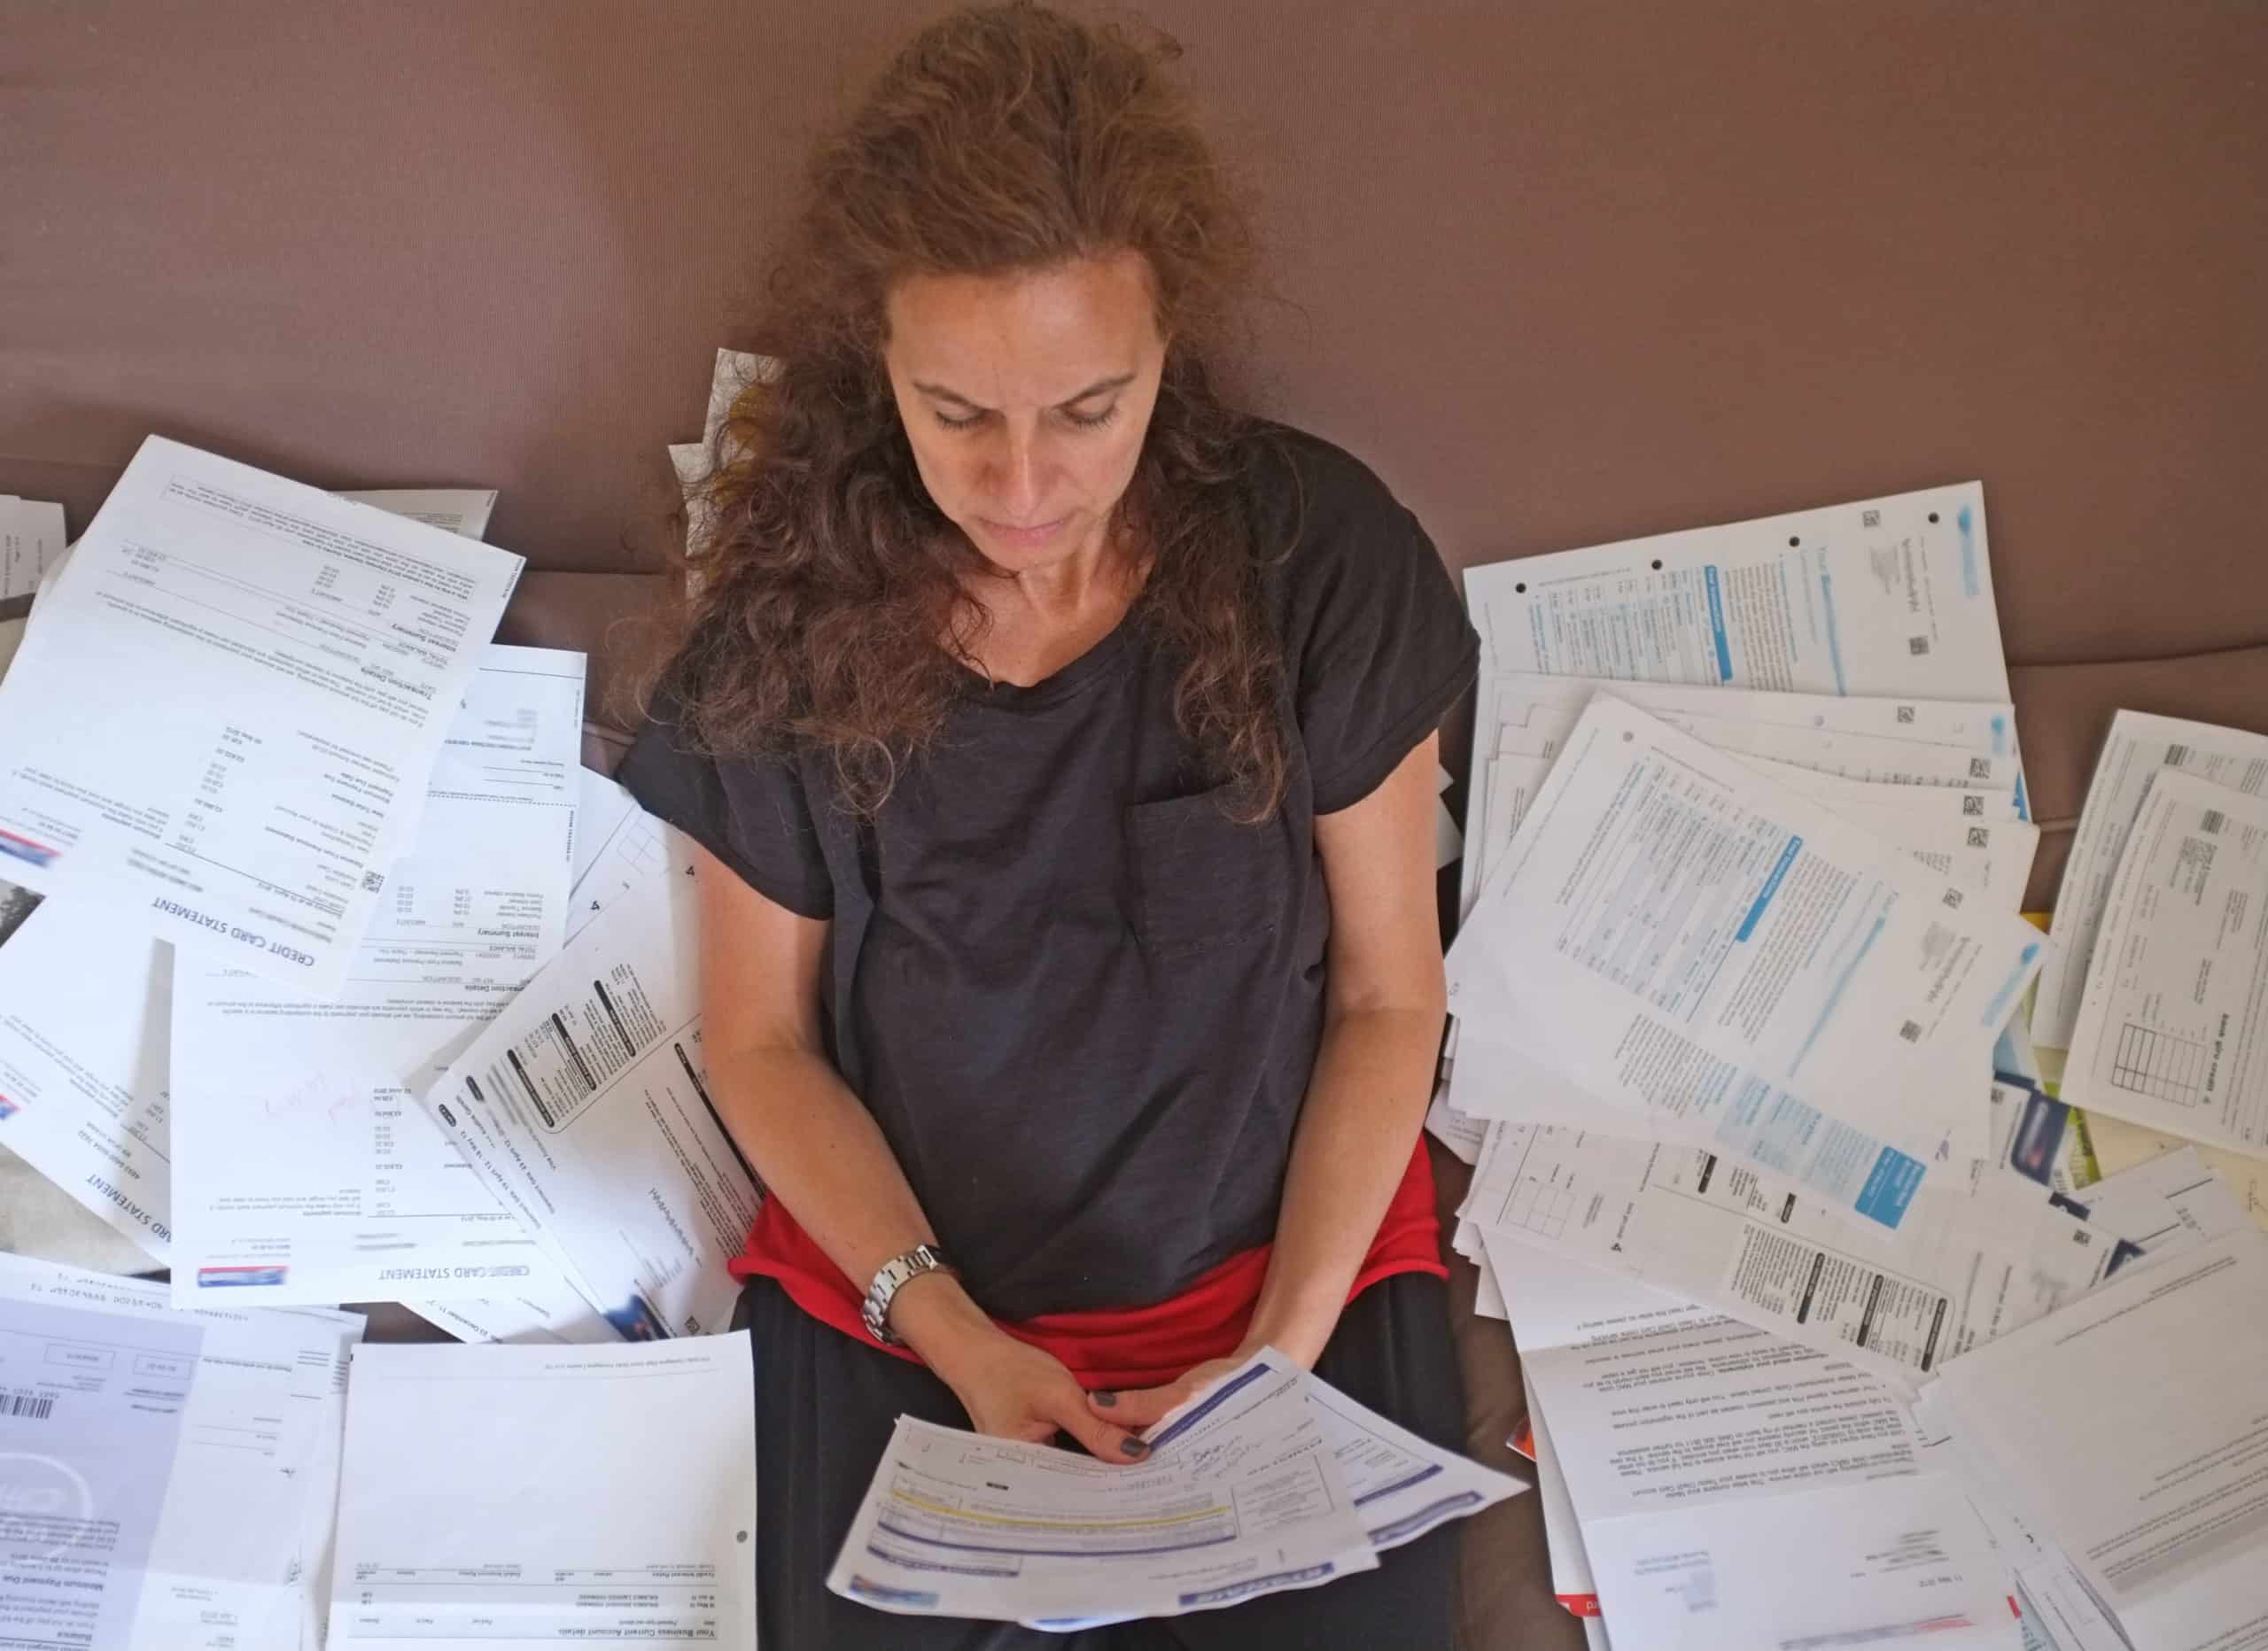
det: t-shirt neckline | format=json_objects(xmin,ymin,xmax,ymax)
[{"xmin": 954, "ymin": 610, "xmax": 1137, "ymax": 712}]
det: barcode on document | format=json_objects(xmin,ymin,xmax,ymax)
[
  {"xmin": 1907, "ymin": 636, "xmax": 1930, "ymax": 656},
  {"xmin": 2165, "ymin": 744, "xmax": 2192, "ymax": 766},
  {"xmin": 2201, "ymin": 809, "xmax": 2226, "ymax": 835},
  {"xmin": 3, "ymin": 1390, "xmax": 55, "ymax": 1421},
  {"xmin": 1899, "ymin": 1020, "xmax": 1923, "ymax": 1044}
]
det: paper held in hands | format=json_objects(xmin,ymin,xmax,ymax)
[{"xmin": 830, "ymin": 1350, "xmax": 1520, "ymax": 1628}]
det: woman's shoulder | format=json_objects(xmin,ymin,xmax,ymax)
[
  {"xmin": 1239, "ymin": 420, "xmax": 1420, "ymax": 554},
  {"xmin": 1234, "ymin": 422, "xmax": 1442, "ymax": 629}
]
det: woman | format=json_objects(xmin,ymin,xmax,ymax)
[{"xmin": 622, "ymin": 4, "xmax": 1480, "ymax": 1645}]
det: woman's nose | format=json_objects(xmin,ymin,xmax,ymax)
[{"xmin": 986, "ymin": 430, "xmax": 1045, "ymax": 520}]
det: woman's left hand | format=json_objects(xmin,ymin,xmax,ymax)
[{"xmin": 1084, "ymin": 1349, "xmax": 1264, "ymax": 1434}]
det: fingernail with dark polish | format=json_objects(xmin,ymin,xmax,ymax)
[
  {"xmin": 1121, "ymin": 1437, "xmax": 1148, "ymax": 1458},
  {"xmin": 1092, "ymin": 1391, "xmax": 1117, "ymax": 1408}
]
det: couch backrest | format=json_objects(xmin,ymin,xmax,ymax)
[{"xmin": 7, "ymin": 1, "xmax": 2264, "ymax": 667}]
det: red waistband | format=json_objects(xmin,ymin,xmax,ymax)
[{"xmin": 732, "ymin": 1138, "xmax": 1445, "ymax": 1390}]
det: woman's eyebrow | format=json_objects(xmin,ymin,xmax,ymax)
[{"xmin": 910, "ymin": 371, "xmax": 1137, "ymax": 411}]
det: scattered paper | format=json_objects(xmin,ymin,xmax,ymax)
[
  {"xmin": 0, "ymin": 438, "xmax": 524, "ymax": 990},
  {"xmin": 166, "ymin": 647, "xmax": 587, "ymax": 1306},
  {"xmin": 423, "ymin": 820, "xmax": 758, "ymax": 1337},
  {"xmin": 1464, "ymin": 483, "xmax": 2009, "ymax": 701},
  {"xmin": 2032, "ymin": 710, "xmax": 2268, "ymax": 1049},
  {"xmin": 0, "ymin": 1252, "xmax": 362, "ymax": 1648},
  {"xmin": 2061, "ymin": 769, "xmax": 2268, "ymax": 1158},
  {"xmin": 1929, "ymin": 1229, "xmax": 2268, "ymax": 1651},
  {"xmin": 336, "ymin": 487, "xmax": 498, "ymax": 541},
  {"xmin": 327, "ymin": 1334, "xmax": 757, "ymax": 1646}
]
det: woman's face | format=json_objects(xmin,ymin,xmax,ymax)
[{"xmin": 883, "ymin": 250, "xmax": 1167, "ymax": 576}]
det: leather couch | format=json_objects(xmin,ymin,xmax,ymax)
[{"xmin": 9, "ymin": 4, "xmax": 2265, "ymax": 1645}]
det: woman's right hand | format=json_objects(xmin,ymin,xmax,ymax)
[{"xmin": 891, "ymin": 1274, "xmax": 1150, "ymax": 1463}]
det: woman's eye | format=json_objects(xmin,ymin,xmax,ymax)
[
  {"xmin": 1062, "ymin": 404, "xmax": 1120, "ymax": 430},
  {"xmin": 934, "ymin": 408, "xmax": 986, "ymax": 431}
]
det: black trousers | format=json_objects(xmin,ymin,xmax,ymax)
[{"xmin": 735, "ymin": 1272, "xmax": 1466, "ymax": 1649}]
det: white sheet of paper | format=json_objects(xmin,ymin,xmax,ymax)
[
  {"xmin": 0, "ymin": 1253, "xmax": 361, "ymax": 1651},
  {"xmin": 0, "ymin": 901, "xmax": 175, "ymax": 1260},
  {"xmin": 1930, "ymin": 1229, "xmax": 2268, "ymax": 1651},
  {"xmin": 1912, "ymin": 1393, "xmax": 2126, "ymax": 1651},
  {"xmin": 835, "ymin": 1352, "xmax": 1377, "ymax": 1626},
  {"xmin": 2032, "ymin": 710, "xmax": 2268, "ymax": 1049},
  {"xmin": 327, "ymin": 1334, "xmax": 757, "ymax": 1648},
  {"xmin": 398, "ymin": 1283, "xmax": 616, "ymax": 1346},
  {"xmin": 1579, "ymin": 1471, "xmax": 2019, "ymax": 1650},
  {"xmin": 335, "ymin": 488, "xmax": 498, "ymax": 541},
  {"xmin": 1483, "ymin": 1234, "xmax": 2020, "ymax": 1651},
  {"xmin": 703, "ymin": 346, "xmax": 781, "ymax": 446},
  {"xmin": 1522, "ymin": 1379, "xmax": 1601, "ymax": 1617},
  {"xmin": 1462, "ymin": 1123, "xmax": 2128, "ymax": 1384},
  {"xmin": 0, "ymin": 496, "xmax": 67, "ymax": 600},
  {"xmin": 563, "ymin": 771, "xmax": 667, "ymax": 943},
  {"xmin": 1480, "ymin": 671, "xmax": 2021, "ymax": 756},
  {"xmin": 1492, "ymin": 694, "xmax": 2023, "ymax": 812},
  {"xmin": 0, "ymin": 438, "xmax": 524, "ymax": 990},
  {"xmin": 2060, "ymin": 770, "xmax": 2268, "ymax": 1159},
  {"xmin": 1464, "ymin": 483, "xmax": 2008, "ymax": 701},
  {"xmin": 1449, "ymin": 696, "xmax": 2045, "ymax": 1219},
  {"xmin": 1302, "ymin": 1366, "xmax": 1522, "ymax": 1548},
  {"xmin": 2085, "ymin": 1111, "xmax": 2268, "ymax": 1234},
  {"xmin": 423, "ymin": 824, "xmax": 757, "ymax": 1337},
  {"xmin": 167, "ymin": 647, "xmax": 586, "ymax": 1306}
]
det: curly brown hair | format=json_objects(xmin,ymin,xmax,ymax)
[{"xmin": 638, "ymin": 1, "xmax": 1295, "ymax": 819}]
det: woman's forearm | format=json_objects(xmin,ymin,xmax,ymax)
[
  {"xmin": 710, "ymin": 1045, "xmax": 995, "ymax": 1360},
  {"xmin": 1246, "ymin": 1002, "xmax": 1444, "ymax": 1367}
]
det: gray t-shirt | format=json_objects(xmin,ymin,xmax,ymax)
[{"xmin": 620, "ymin": 428, "xmax": 1478, "ymax": 1321}]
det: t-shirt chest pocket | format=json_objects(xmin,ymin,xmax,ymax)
[{"xmin": 1124, "ymin": 787, "xmax": 1286, "ymax": 957}]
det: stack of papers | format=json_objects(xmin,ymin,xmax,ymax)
[
  {"xmin": 831, "ymin": 1349, "xmax": 1519, "ymax": 1628},
  {"xmin": 0, "ymin": 438, "xmax": 756, "ymax": 1350},
  {"xmin": 1442, "ymin": 486, "xmax": 2268, "ymax": 1646},
  {"xmin": 0, "ymin": 1252, "xmax": 363, "ymax": 1648}
]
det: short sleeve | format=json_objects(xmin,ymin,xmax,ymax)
[
  {"xmin": 1282, "ymin": 456, "xmax": 1480, "ymax": 816},
  {"xmin": 615, "ymin": 694, "xmax": 835, "ymax": 921}
]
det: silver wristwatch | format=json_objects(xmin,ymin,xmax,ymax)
[{"xmin": 862, "ymin": 1243, "xmax": 955, "ymax": 1345}]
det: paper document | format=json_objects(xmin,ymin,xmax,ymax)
[
  {"xmin": 1492, "ymin": 1239, "xmax": 2016, "ymax": 1648},
  {"xmin": 1, "ymin": 495, "xmax": 66, "ymax": 601},
  {"xmin": 2033, "ymin": 710, "xmax": 2268, "ymax": 1048},
  {"xmin": 1301, "ymin": 1368, "xmax": 1521, "ymax": 1549},
  {"xmin": 423, "ymin": 822, "xmax": 758, "ymax": 1337},
  {"xmin": 1930, "ymin": 1230, "xmax": 2268, "ymax": 1651},
  {"xmin": 1464, "ymin": 483, "xmax": 2008, "ymax": 700},
  {"xmin": 1463, "ymin": 1123, "xmax": 2129, "ymax": 1384},
  {"xmin": 0, "ymin": 438, "xmax": 523, "ymax": 990},
  {"xmin": 703, "ymin": 347, "xmax": 781, "ymax": 447},
  {"xmin": 1522, "ymin": 1384, "xmax": 1601, "ymax": 1617},
  {"xmin": 336, "ymin": 488, "xmax": 498, "ymax": 541},
  {"xmin": 167, "ymin": 647, "xmax": 586, "ymax": 1305},
  {"xmin": 2085, "ymin": 1111, "xmax": 2268, "ymax": 1233},
  {"xmin": 327, "ymin": 1334, "xmax": 757, "ymax": 1647},
  {"xmin": 1483, "ymin": 671, "xmax": 2021, "ymax": 756},
  {"xmin": 1449, "ymin": 696, "xmax": 2047, "ymax": 1219},
  {"xmin": 399, "ymin": 1283, "xmax": 616, "ymax": 1346},
  {"xmin": 0, "ymin": 1252, "xmax": 362, "ymax": 1650},
  {"xmin": 2060, "ymin": 769, "xmax": 2268, "ymax": 1158},
  {"xmin": 835, "ymin": 1352, "xmax": 1379, "ymax": 1624},
  {"xmin": 0, "ymin": 901, "xmax": 175, "ymax": 1260}
]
